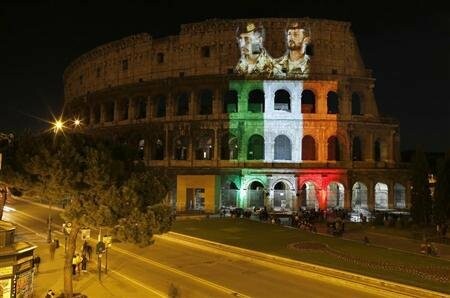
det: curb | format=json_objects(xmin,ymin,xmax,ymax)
[{"xmin": 166, "ymin": 232, "xmax": 449, "ymax": 298}]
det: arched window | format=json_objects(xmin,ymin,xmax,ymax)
[
  {"xmin": 327, "ymin": 136, "xmax": 340, "ymax": 161},
  {"xmin": 351, "ymin": 92, "xmax": 362, "ymax": 115},
  {"xmin": 93, "ymin": 105, "xmax": 101, "ymax": 124},
  {"xmin": 300, "ymin": 182, "xmax": 318, "ymax": 209},
  {"xmin": 327, "ymin": 91, "xmax": 339, "ymax": 114},
  {"xmin": 118, "ymin": 98, "xmax": 129, "ymax": 121},
  {"xmin": 352, "ymin": 137, "xmax": 362, "ymax": 161},
  {"xmin": 302, "ymin": 135, "xmax": 316, "ymax": 160},
  {"xmin": 176, "ymin": 93, "xmax": 189, "ymax": 116},
  {"xmin": 137, "ymin": 139, "xmax": 145, "ymax": 160},
  {"xmin": 155, "ymin": 95, "xmax": 166, "ymax": 118},
  {"xmin": 151, "ymin": 138, "xmax": 164, "ymax": 160},
  {"xmin": 248, "ymin": 89, "xmax": 265, "ymax": 113},
  {"xmin": 374, "ymin": 139, "xmax": 381, "ymax": 162},
  {"xmin": 199, "ymin": 90, "xmax": 213, "ymax": 115},
  {"xmin": 274, "ymin": 135, "xmax": 291, "ymax": 160},
  {"xmin": 301, "ymin": 90, "xmax": 315, "ymax": 113},
  {"xmin": 220, "ymin": 133, "xmax": 238, "ymax": 160},
  {"xmin": 134, "ymin": 97, "xmax": 147, "ymax": 119},
  {"xmin": 223, "ymin": 90, "xmax": 238, "ymax": 113},
  {"xmin": 247, "ymin": 135, "xmax": 264, "ymax": 160},
  {"xmin": 274, "ymin": 89, "xmax": 291, "ymax": 112},
  {"xmin": 195, "ymin": 133, "xmax": 214, "ymax": 160},
  {"xmin": 174, "ymin": 136, "xmax": 189, "ymax": 160},
  {"xmin": 104, "ymin": 101, "xmax": 114, "ymax": 122}
]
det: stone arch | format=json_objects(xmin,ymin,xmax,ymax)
[
  {"xmin": 352, "ymin": 136, "xmax": 363, "ymax": 161},
  {"xmin": 220, "ymin": 133, "xmax": 238, "ymax": 160},
  {"xmin": 151, "ymin": 136, "xmax": 165, "ymax": 160},
  {"xmin": 133, "ymin": 96, "xmax": 147, "ymax": 119},
  {"xmin": 223, "ymin": 90, "xmax": 238, "ymax": 113},
  {"xmin": 247, "ymin": 134, "xmax": 264, "ymax": 160},
  {"xmin": 248, "ymin": 89, "xmax": 265, "ymax": 113},
  {"xmin": 375, "ymin": 182, "xmax": 389, "ymax": 210},
  {"xmin": 327, "ymin": 136, "xmax": 341, "ymax": 161},
  {"xmin": 351, "ymin": 92, "xmax": 362, "ymax": 115},
  {"xmin": 273, "ymin": 180, "xmax": 294, "ymax": 210},
  {"xmin": 374, "ymin": 139, "xmax": 381, "ymax": 162},
  {"xmin": 302, "ymin": 135, "xmax": 316, "ymax": 160},
  {"xmin": 301, "ymin": 89, "xmax": 316, "ymax": 113},
  {"xmin": 176, "ymin": 92, "xmax": 190, "ymax": 116},
  {"xmin": 199, "ymin": 89, "xmax": 213, "ymax": 115},
  {"xmin": 195, "ymin": 131, "xmax": 214, "ymax": 160},
  {"xmin": 394, "ymin": 183, "xmax": 406, "ymax": 209},
  {"xmin": 154, "ymin": 94, "xmax": 166, "ymax": 118},
  {"xmin": 221, "ymin": 180, "xmax": 239, "ymax": 207},
  {"xmin": 327, "ymin": 91, "xmax": 339, "ymax": 114},
  {"xmin": 352, "ymin": 182, "xmax": 368, "ymax": 214},
  {"xmin": 117, "ymin": 97, "xmax": 129, "ymax": 121},
  {"xmin": 327, "ymin": 182, "xmax": 345, "ymax": 209},
  {"xmin": 274, "ymin": 89, "xmax": 291, "ymax": 112},
  {"xmin": 174, "ymin": 136, "xmax": 189, "ymax": 160},
  {"xmin": 274, "ymin": 135, "xmax": 292, "ymax": 160},
  {"xmin": 300, "ymin": 181, "xmax": 319, "ymax": 210},
  {"xmin": 247, "ymin": 180, "xmax": 265, "ymax": 208}
]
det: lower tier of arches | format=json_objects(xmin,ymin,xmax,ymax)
[{"xmin": 172, "ymin": 168, "xmax": 410, "ymax": 215}]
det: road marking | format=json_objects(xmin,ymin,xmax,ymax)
[
  {"xmin": 111, "ymin": 245, "xmax": 251, "ymax": 297},
  {"xmin": 8, "ymin": 215, "xmax": 166, "ymax": 297},
  {"xmin": 7, "ymin": 204, "xmax": 250, "ymax": 297}
]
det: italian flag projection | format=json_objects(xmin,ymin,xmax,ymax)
[{"xmin": 222, "ymin": 80, "xmax": 305, "ymax": 209}]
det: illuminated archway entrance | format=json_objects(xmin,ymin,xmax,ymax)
[
  {"xmin": 300, "ymin": 182, "xmax": 319, "ymax": 210},
  {"xmin": 352, "ymin": 182, "xmax": 368, "ymax": 214},
  {"xmin": 248, "ymin": 181, "xmax": 265, "ymax": 208},
  {"xmin": 327, "ymin": 182, "xmax": 345, "ymax": 209},
  {"xmin": 273, "ymin": 181, "xmax": 294, "ymax": 211},
  {"xmin": 375, "ymin": 182, "xmax": 389, "ymax": 210},
  {"xmin": 221, "ymin": 181, "xmax": 239, "ymax": 207},
  {"xmin": 394, "ymin": 183, "xmax": 406, "ymax": 209}
]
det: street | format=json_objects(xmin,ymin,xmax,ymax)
[{"xmin": 4, "ymin": 198, "xmax": 416, "ymax": 297}]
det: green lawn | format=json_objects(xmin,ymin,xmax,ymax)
[{"xmin": 172, "ymin": 218, "xmax": 450, "ymax": 294}]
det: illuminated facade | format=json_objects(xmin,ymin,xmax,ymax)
[{"xmin": 64, "ymin": 18, "xmax": 410, "ymax": 215}]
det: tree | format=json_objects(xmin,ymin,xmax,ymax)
[
  {"xmin": 410, "ymin": 148, "xmax": 432, "ymax": 225},
  {"xmin": 433, "ymin": 151, "xmax": 450, "ymax": 224},
  {"xmin": 2, "ymin": 133, "xmax": 174, "ymax": 297}
]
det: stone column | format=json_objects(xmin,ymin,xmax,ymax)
[
  {"xmin": 367, "ymin": 181, "xmax": 375, "ymax": 211},
  {"xmin": 388, "ymin": 180, "xmax": 395, "ymax": 209}
]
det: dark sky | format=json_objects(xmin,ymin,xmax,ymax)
[{"xmin": 1, "ymin": 0, "xmax": 449, "ymax": 152}]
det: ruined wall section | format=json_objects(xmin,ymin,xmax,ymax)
[{"xmin": 64, "ymin": 18, "xmax": 370, "ymax": 103}]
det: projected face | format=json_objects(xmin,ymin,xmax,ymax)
[
  {"xmin": 238, "ymin": 31, "xmax": 263, "ymax": 60},
  {"xmin": 287, "ymin": 28, "xmax": 307, "ymax": 51}
]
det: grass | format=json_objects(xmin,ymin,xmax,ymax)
[{"xmin": 172, "ymin": 218, "xmax": 450, "ymax": 294}]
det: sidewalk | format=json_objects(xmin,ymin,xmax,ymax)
[{"xmin": 15, "ymin": 225, "xmax": 164, "ymax": 297}]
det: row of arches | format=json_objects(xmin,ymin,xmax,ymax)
[
  {"xmin": 220, "ymin": 181, "xmax": 407, "ymax": 212},
  {"xmin": 143, "ymin": 133, "xmax": 389, "ymax": 162},
  {"xmin": 79, "ymin": 89, "xmax": 366, "ymax": 125}
]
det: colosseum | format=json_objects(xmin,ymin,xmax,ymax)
[{"xmin": 64, "ymin": 18, "xmax": 410, "ymax": 218}]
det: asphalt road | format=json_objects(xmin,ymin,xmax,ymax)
[{"xmin": 3, "ymin": 198, "xmax": 407, "ymax": 298}]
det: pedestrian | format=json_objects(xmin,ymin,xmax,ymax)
[
  {"xmin": 33, "ymin": 255, "xmax": 41, "ymax": 273},
  {"xmin": 45, "ymin": 289, "xmax": 55, "ymax": 298},
  {"xmin": 76, "ymin": 253, "xmax": 83, "ymax": 274},
  {"xmin": 72, "ymin": 254, "xmax": 77, "ymax": 275},
  {"xmin": 49, "ymin": 240, "xmax": 56, "ymax": 260},
  {"xmin": 81, "ymin": 253, "xmax": 88, "ymax": 272}
]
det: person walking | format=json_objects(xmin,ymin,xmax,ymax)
[
  {"xmin": 49, "ymin": 240, "xmax": 56, "ymax": 260},
  {"xmin": 81, "ymin": 253, "xmax": 88, "ymax": 272},
  {"xmin": 72, "ymin": 254, "xmax": 77, "ymax": 275},
  {"xmin": 33, "ymin": 255, "xmax": 41, "ymax": 273}
]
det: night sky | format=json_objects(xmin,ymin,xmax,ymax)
[{"xmin": 2, "ymin": 1, "xmax": 449, "ymax": 152}]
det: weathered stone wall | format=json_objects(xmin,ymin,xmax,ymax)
[{"xmin": 64, "ymin": 18, "xmax": 368, "ymax": 102}]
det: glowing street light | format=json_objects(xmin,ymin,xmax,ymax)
[
  {"xmin": 73, "ymin": 118, "xmax": 81, "ymax": 127},
  {"xmin": 52, "ymin": 119, "xmax": 65, "ymax": 134}
]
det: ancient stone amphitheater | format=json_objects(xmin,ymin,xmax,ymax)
[{"xmin": 64, "ymin": 18, "xmax": 410, "ymax": 216}]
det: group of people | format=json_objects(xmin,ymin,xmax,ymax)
[
  {"xmin": 72, "ymin": 241, "xmax": 92, "ymax": 275},
  {"xmin": 235, "ymin": 21, "xmax": 311, "ymax": 78}
]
